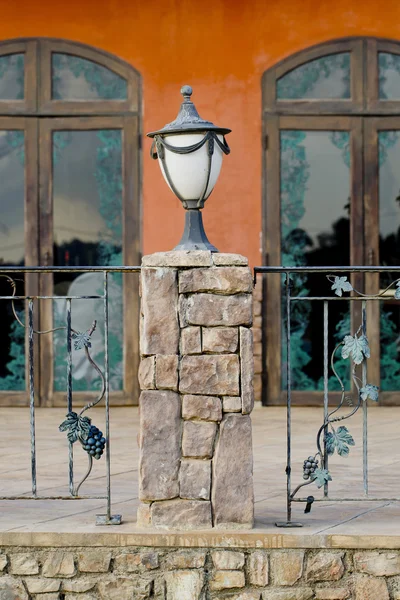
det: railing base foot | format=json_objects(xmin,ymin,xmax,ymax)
[
  {"xmin": 96, "ymin": 513, "xmax": 122, "ymax": 525},
  {"xmin": 275, "ymin": 521, "xmax": 303, "ymax": 528}
]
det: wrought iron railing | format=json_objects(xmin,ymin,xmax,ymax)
[
  {"xmin": 254, "ymin": 265, "xmax": 400, "ymax": 527},
  {"xmin": 0, "ymin": 266, "xmax": 140, "ymax": 525}
]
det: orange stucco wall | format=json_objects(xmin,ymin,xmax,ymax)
[{"xmin": 2, "ymin": 0, "xmax": 400, "ymax": 266}]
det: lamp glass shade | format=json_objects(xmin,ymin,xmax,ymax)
[{"xmin": 158, "ymin": 133, "xmax": 224, "ymax": 201}]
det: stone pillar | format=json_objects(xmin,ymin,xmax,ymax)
[{"xmin": 137, "ymin": 251, "xmax": 254, "ymax": 530}]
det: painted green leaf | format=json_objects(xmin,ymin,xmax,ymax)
[
  {"xmin": 326, "ymin": 425, "xmax": 355, "ymax": 457},
  {"xmin": 341, "ymin": 333, "xmax": 370, "ymax": 364},
  {"xmin": 59, "ymin": 413, "xmax": 79, "ymax": 443},
  {"xmin": 360, "ymin": 384, "xmax": 379, "ymax": 402},
  {"xmin": 312, "ymin": 467, "xmax": 332, "ymax": 488},
  {"xmin": 331, "ymin": 276, "xmax": 353, "ymax": 297},
  {"xmin": 59, "ymin": 411, "xmax": 78, "ymax": 432},
  {"xmin": 67, "ymin": 428, "xmax": 78, "ymax": 444},
  {"xmin": 395, "ymin": 282, "xmax": 400, "ymax": 299},
  {"xmin": 59, "ymin": 411, "xmax": 91, "ymax": 443},
  {"xmin": 325, "ymin": 432, "xmax": 335, "ymax": 456},
  {"xmin": 72, "ymin": 331, "xmax": 92, "ymax": 351},
  {"xmin": 78, "ymin": 415, "xmax": 91, "ymax": 441}
]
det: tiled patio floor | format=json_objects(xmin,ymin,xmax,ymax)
[{"xmin": 1, "ymin": 404, "xmax": 400, "ymax": 537}]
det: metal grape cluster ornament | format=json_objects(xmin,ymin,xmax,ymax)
[{"xmin": 58, "ymin": 320, "xmax": 108, "ymax": 496}]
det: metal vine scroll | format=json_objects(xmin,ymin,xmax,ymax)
[
  {"xmin": 3, "ymin": 274, "xmax": 107, "ymax": 497},
  {"xmin": 283, "ymin": 274, "xmax": 396, "ymax": 523},
  {"xmin": 58, "ymin": 321, "xmax": 107, "ymax": 497}
]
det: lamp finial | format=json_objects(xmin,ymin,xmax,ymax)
[{"xmin": 180, "ymin": 85, "xmax": 193, "ymax": 102}]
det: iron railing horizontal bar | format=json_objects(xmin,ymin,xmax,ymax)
[
  {"xmin": 254, "ymin": 265, "xmax": 400, "ymax": 274},
  {"xmin": 0, "ymin": 266, "xmax": 141, "ymax": 273},
  {"xmin": 0, "ymin": 495, "xmax": 107, "ymax": 500},
  {"xmin": 0, "ymin": 296, "xmax": 104, "ymax": 300},
  {"xmin": 291, "ymin": 296, "xmax": 398, "ymax": 301},
  {"xmin": 292, "ymin": 497, "xmax": 400, "ymax": 503}
]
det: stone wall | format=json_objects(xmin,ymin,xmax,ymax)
[
  {"xmin": 137, "ymin": 251, "xmax": 254, "ymax": 530},
  {"xmin": 2, "ymin": 546, "xmax": 400, "ymax": 599},
  {"xmin": 252, "ymin": 280, "xmax": 262, "ymax": 405}
]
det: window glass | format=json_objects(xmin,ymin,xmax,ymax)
[
  {"xmin": 379, "ymin": 52, "xmax": 400, "ymax": 99},
  {"xmin": 378, "ymin": 131, "xmax": 400, "ymax": 390},
  {"xmin": 52, "ymin": 54, "xmax": 127, "ymax": 100},
  {"xmin": 0, "ymin": 131, "xmax": 25, "ymax": 390},
  {"xmin": 0, "ymin": 54, "xmax": 24, "ymax": 100},
  {"xmin": 277, "ymin": 53, "xmax": 351, "ymax": 100},
  {"xmin": 280, "ymin": 130, "xmax": 351, "ymax": 391},
  {"xmin": 52, "ymin": 129, "xmax": 123, "ymax": 392}
]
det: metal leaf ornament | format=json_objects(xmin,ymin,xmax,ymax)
[
  {"xmin": 59, "ymin": 412, "xmax": 91, "ymax": 443},
  {"xmin": 312, "ymin": 468, "xmax": 332, "ymax": 489},
  {"xmin": 72, "ymin": 330, "xmax": 92, "ymax": 351},
  {"xmin": 360, "ymin": 384, "xmax": 379, "ymax": 402},
  {"xmin": 341, "ymin": 333, "xmax": 370, "ymax": 364},
  {"xmin": 331, "ymin": 276, "xmax": 353, "ymax": 297},
  {"xmin": 326, "ymin": 426, "xmax": 355, "ymax": 457}
]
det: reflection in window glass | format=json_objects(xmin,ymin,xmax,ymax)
[
  {"xmin": 0, "ymin": 54, "xmax": 24, "ymax": 100},
  {"xmin": 0, "ymin": 130, "xmax": 25, "ymax": 390},
  {"xmin": 52, "ymin": 130, "xmax": 123, "ymax": 392},
  {"xmin": 277, "ymin": 53, "xmax": 351, "ymax": 100},
  {"xmin": 52, "ymin": 54, "xmax": 127, "ymax": 100},
  {"xmin": 378, "ymin": 53, "xmax": 400, "ymax": 99},
  {"xmin": 280, "ymin": 130, "xmax": 351, "ymax": 391},
  {"xmin": 378, "ymin": 131, "xmax": 400, "ymax": 390},
  {"xmin": 0, "ymin": 131, "xmax": 25, "ymax": 265}
]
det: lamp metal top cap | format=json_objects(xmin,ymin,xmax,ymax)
[{"xmin": 147, "ymin": 85, "xmax": 231, "ymax": 138}]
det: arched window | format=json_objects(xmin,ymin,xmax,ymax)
[
  {"xmin": 0, "ymin": 39, "xmax": 141, "ymax": 406},
  {"xmin": 262, "ymin": 38, "xmax": 400, "ymax": 406}
]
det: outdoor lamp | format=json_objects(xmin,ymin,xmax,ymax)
[{"xmin": 147, "ymin": 85, "xmax": 231, "ymax": 252}]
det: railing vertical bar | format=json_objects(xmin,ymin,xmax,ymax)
[
  {"xmin": 286, "ymin": 272, "xmax": 292, "ymax": 523},
  {"xmin": 362, "ymin": 300, "xmax": 368, "ymax": 496},
  {"xmin": 66, "ymin": 298, "xmax": 74, "ymax": 496},
  {"xmin": 28, "ymin": 299, "xmax": 37, "ymax": 497},
  {"xmin": 323, "ymin": 300, "xmax": 329, "ymax": 498},
  {"xmin": 104, "ymin": 271, "xmax": 111, "ymax": 521}
]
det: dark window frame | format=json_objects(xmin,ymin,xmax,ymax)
[
  {"xmin": 0, "ymin": 38, "xmax": 141, "ymax": 407},
  {"xmin": 262, "ymin": 37, "xmax": 400, "ymax": 406}
]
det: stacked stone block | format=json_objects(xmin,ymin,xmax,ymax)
[
  {"xmin": 137, "ymin": 250, "xmax": 254, "ymax": 529},
  {"xmin": 253, "ymin": 280, "xmax": 263, "ymax": 402},
  {"xmin": 2, "ymin": 546, "xmax": 400, "ymax": 599}
]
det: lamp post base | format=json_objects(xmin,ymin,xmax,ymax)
[{"xmin": 174, "ymin": 209, "xmax": 218, "ymax": 252}]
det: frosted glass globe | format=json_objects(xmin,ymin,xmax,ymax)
[{"xmin": 158, "ymin": 133, "xmax": 224, "ymax": 202}]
